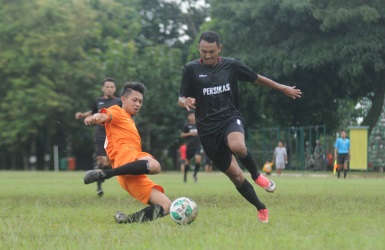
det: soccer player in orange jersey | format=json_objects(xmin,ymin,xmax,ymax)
[{"xmin": 83, "ymin": 81, "xmax": 172, "ymax": 223}]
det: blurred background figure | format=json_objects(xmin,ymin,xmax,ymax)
[
  {"xmin": 313, "ymin": 140, "xmax": 325, "ymax": 171},
  {"xmin": 272, "ymin": 141, "xmax": 287, "ymax": 176},
  {"xmin": 178, "ymin": 144, "xmax": 187, "ymax": 173},
  {"xmin": 180, "ymin": 112, "xmax": 202, "ymax": 182},
  {"xmin": 75, "ymin": 78, "xmax": 121, "ymax": 197}
]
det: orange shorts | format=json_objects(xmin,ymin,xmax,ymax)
[{"xmin": 112, "ymin": 150, "xmax": 164, "ymax": 204}]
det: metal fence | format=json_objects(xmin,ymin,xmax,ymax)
[{"xmin": 247, "ymin": 125, "xmax": 328, "ymax": 171}]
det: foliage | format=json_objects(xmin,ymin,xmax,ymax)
[
  {"xmin": 0, "ymin": 0, "xmax": 208, "ymax": 169},
  {"xmin": 0, "ymin": 0, "xmax": 97, "ymax": 151},
  {"xmin": 207, "ymin": 0, "xmax": 385, "ymax": 134}
]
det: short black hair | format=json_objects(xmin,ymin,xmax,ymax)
[
  {"xmin": 198, "ymin": 31, "xmax": 221, "ymax": 47},
  {"xmin": 121, "ymin": 81, "xmax": 146, "ymax": 97},
  {"xmin": 102, "ymin": 78, "xmax": 117, "ymax": 86}
]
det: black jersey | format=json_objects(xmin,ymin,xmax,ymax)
[
  {"xmin": 92, "ymin": 96, "xmax": 122, "ymax": 137},
  {"xmin": 182, "ymin": 122, "xmax": 201, "ymax": 150},
  {"xmin": 179, "ymin": 57, "xmax": 258, "ymax": 136}
]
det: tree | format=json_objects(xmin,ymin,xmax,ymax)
[
  {"xmin": 0, "ymin": 0, "xmax": 100, "ymax": 169},
  {"xmin": 207, "ymin": 0, "xmax": 385, "ymax": 134},
  {"xmin": 0, "ymin": 0, "xmax": 206, "ymax": 170}
]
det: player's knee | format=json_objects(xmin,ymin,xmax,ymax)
[
  {"xmin": 149, "ymin": 161, "xmax": 161, "ymax": 174},
  {"xmin": 229, "ymin": 143, "xmax": 247, "ymax": 156}
]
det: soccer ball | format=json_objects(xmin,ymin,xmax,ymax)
[{"xmin": 170, "ymin": 197, "xmax": 198, "ymax": 225}]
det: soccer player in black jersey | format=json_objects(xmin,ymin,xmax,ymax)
[
  {"xmin": 178, "ymin": 31, "xmax": 302, "ymax": 223},
  {"xmin": 75, "ymin": 78, "xmax": 121, "ymax": 197},
  {"xmin": 180, "ymin": 112, "xmax": 202, "ymax": 182}
]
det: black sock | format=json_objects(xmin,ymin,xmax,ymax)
[
  {"xmin": 236, "ymin": 179, "xmax": 266, "ymax": 210},
  {"xmin": 193, "ymin": 163, "xmax": 200, "ymax": 176},
  {"xmin": 184, "ymin": 164, "xmax": 189, "ymax": 182},
  {"xmin": 344, "ymin": 170, "xmax": 347, "ymax": 178},
  {"xmin": 337, "ymin": 170, "xmax": 340, "ymax": 178},
  {"xmin": 124, "ymin": 204, "xmax": 165, "ymax": 223},
  {"xmin": 102, "ymin": 160, "xmax": 150, "ymax": 179},
  {"xmin": 97, "ymin": 181, "xmax": 103, "ymax": 190},
  {"xmin": 238, "ymin": 150, "xmax": 260, "ymax": 180}
]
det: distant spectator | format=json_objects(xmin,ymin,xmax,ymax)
[
  {"xmin": 305, "ymin": 141, "xmax": 314, "ymax": 169},
  {"xmin": 272, "ymin": 141, "xmax": 287, "ymax": 176},
  {"xmin": 314, "ymin": 140, "xmax": 325, "ymax": 171}
]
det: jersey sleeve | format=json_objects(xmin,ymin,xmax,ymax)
[
  {"xmin": 179, "ymin": 64, "xmax": 193, "ymax": 97},
  {"xmin": 100, "ymin": 108, "xmax": 113, "ymax": 125},
  {"xmin": 233, "ymin": 59, "xmax": 258, "ymax": 82}
]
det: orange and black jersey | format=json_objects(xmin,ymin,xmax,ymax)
[{"xmin": 179, "ymin": 57, "xmax": 258, "ymax": 136}]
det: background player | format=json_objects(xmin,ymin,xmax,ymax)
[
  {"xmin": 180, "ymin": 112, "xmax": 202, "ymax": 182},
  {"xmin": 75, "ymin": 78, "xmax": 121, "ymax": 197}
]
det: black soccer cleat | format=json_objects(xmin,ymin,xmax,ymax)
[
  {"xmin": 114, "ymin": 211, "xmax": 131, "ymax": 224},
  {"xmin": 97, "ymin": 189, "xmax": 104, "ymax": 197},
  {"xmin": 83, "ymin": 170, "xmax": 106, "ymax": 184}
]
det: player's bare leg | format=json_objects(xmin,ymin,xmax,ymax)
[
  {"xmin": 114, "ymin": 186, "xmax": 171, "ymax": 223},
  {"xmin": 228, "ymin": 131, "xmax": 275, "ymax": 192}
]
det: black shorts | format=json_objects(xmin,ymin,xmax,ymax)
[
  {"xmin": 186, "ymin": 146, "xmax": 202, "ymax": 160},
  {"xmin": 337, "ymin": 153, "xmax": 349, "ymax": 165},
  {"xmin": 95, "ymin": 136, "xmax": 107, "ymax": 157},
  {"xmin": 199, "ymin": 117, "xmax": 245, "ymax": 172}
]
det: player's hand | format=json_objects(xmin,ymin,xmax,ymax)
[
  {"xmin": 283, "ymin": 86, "xmax": 302, "ymax": 99},
  {"xmin": 183, "ymin": 97, "xmax": 196, "ymax": 111},
  {"xmin": 84, "ymin": 115, "xmax": 98, "ymax": 125},
  {"xmin": 75, "ymin": 112, "xmax": 83, "ymax": 119}
]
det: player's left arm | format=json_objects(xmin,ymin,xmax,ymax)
[
  {"xmin": 255, "ymin": 75, "xmax": 302, "ymax": 99},
  {"xmin": 84, "ymin": 113, "xmax": 109, "ymax": 125}
]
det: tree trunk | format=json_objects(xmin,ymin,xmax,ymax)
[{"xmin": 362, "ymin": 76, "xmax": 385, "ymax": 136}]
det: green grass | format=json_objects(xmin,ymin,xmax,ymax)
[{"xmin": 1, "ymin": 171, "xmax": 385, "ymax": 250}]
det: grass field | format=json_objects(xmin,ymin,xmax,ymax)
[{"xmin": 1, "ymin": 171, "xmax": 385, "ymax": 250}]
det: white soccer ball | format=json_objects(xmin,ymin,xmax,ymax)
[{"xmin": 170, "ymin": 197, "xmax": 198, "ymax": 225}]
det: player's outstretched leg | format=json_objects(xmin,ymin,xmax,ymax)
[
  {"xmin": 84, "ymin": 169, "xmax": 106, "ymax": 184},
  {"xmin": 238, "ymin": 150, "xmax": 276, "ymax": 193},
  {"xmin": 84, "ymin": 160, "xmax": 150, "ymax": 184},
  {"xmin": 113, "ymin": 204, "xmax": 165, "ymax": 224}
]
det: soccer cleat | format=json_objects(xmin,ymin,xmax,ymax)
[
  {"xmin": 114, "ymin": 211, "xmax": 127, "ymax": 223},
  {"xmin": 83, "ymin": 170, "xmax": 106, "ymax": 184},
  {"xmin": 97, "ymin": 189, "xmax": 104, "ymax": 197},
  {"xmin": 258, "ymin": 209, "xmax": 269, "ymax": 223},
  {"xmin": 255, "ymin": 174, "xmax": 276, "ymax": 193}
]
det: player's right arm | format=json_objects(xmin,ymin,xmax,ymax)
[
  {"xmin": 84, "ymin": 113, "xmax": 109, "ymax": 126},
  {"xmin": 178, "ymin": 96, "xmax": 196, "ymax": 111}
]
